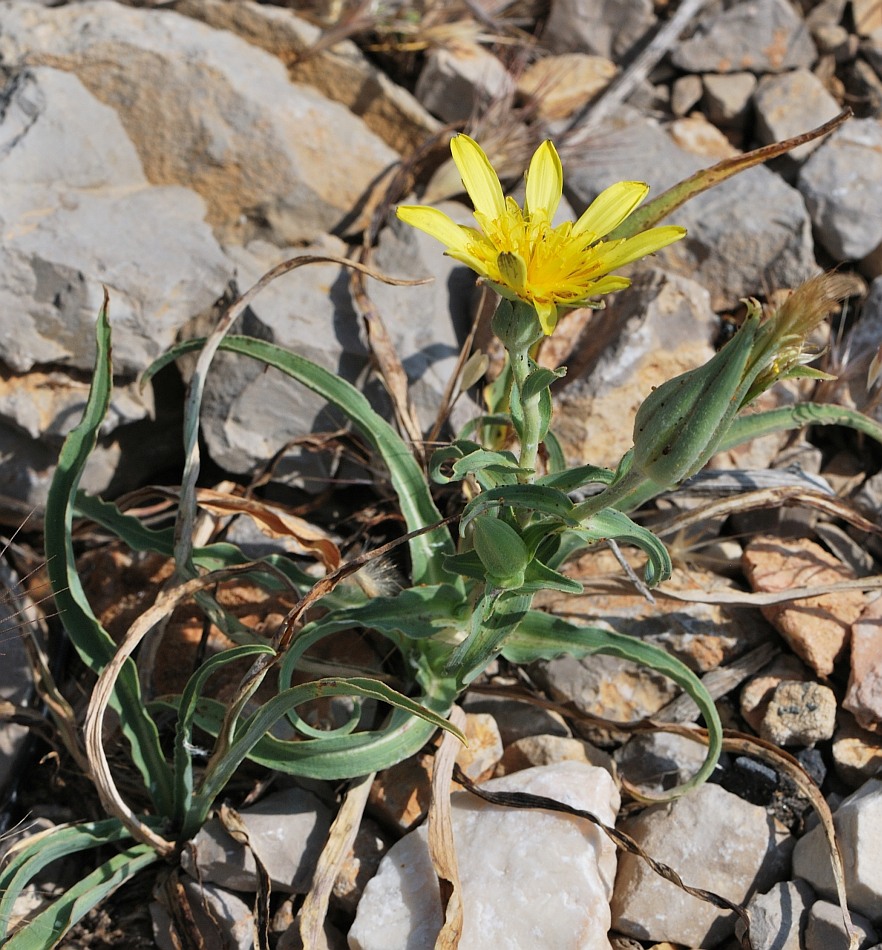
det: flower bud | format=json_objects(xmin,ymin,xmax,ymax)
[
  {"xmin": 471, "ymin": 514, "xmax": 530, "ymax": 589},
  {"xmin": 631, "ymin": 304, "xmax": 763, "ymax": 489}
]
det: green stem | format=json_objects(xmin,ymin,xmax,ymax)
[
  {"xmin": 570, "ymin": 467, "xmax": 652, "ymax": 521},
  {"xmin": 509, "ymin": 342, "xmax": 542, "ymax": 482}
]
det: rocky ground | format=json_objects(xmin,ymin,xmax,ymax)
[{"xmin": 2, "ymin": 0, "xmax": 882, "ymax": 947}]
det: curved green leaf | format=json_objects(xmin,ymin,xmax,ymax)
[
  {"xmin": 720, "ymin": 402, "xmax": 882, "ymax": 451},
  {"xmin": 146, "ymin": 337, "xmax": 456, "ymax": 588},
  {"xmin": 189, "ymin": 677, "xmax": 460, "ymax": 800},
  {"xmin": 5, "ymin": 843, "xmax": 158, "ymax": 949},
  {"xmin": 460, "ymin": 485, "xmax": 577, "ymax": 533},
  {"xmin": 43, "ymin": 303, "xmax": 173, "ymax": 815},
  {"xmin": 574, "ymin": 508, "xmax": 672, "ymax": 586},
  {"xmin": 174, "ymin": 644, "xmax": 276, "ymax": 837},
  {"xmin": 502, "ymin": 611, "xmax": 722, "ymax": 799}
]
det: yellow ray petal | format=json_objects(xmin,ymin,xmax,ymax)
[
  {"xmin": 593, "ymin": 225, "xmax": 686, "ymax": 271},
  {"xmin": 572, "ymin": 181, "xmax": 649, "ymax": 241},
  {"xmin": 525, "ymin": 141, "xmax": 563, "ymax": 220},
  {"xmin": 396, "ymin": 205, "xmax": 473, "ymax": 255},
  {"xmin": 451, "ymin": 134, "xmax": 505, "ymax": 221}
]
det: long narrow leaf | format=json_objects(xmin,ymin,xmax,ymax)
[
  {"xmin": 503, "ymin": 612, "xmax": 722, "ymax": 799},
  {"xmin": 173, "ymin": 644, "xmax": 276, "ymax": 838},
  {"xmin": 43, "ymin": 300, "xmax": 173, "ymax": 814},
  {"xmin": 5, "ymin": 844, "xmax": 158, "ymax": 949},
  {"xmin": 0, "ymin": 819, "xmax": 138, "ymax": 941},
  {"xmin": 191, "ymin": 677, "xmax": 462, "ymax": 805},
  {"xmin": 144, "ymin": 337, "xmax": 457, "ymax": 587},
  {"xmin": 720, "ymin": 402, "xmax": 882, "ymax": 452}
]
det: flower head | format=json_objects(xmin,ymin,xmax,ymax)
[{"xmin": 397, "ymin": 134, "xmax": 686, "ymax": 334}]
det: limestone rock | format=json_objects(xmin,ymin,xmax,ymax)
[
  {"xmin": 459, "ymin": 694, "xmax": 570, "ymax": 745},
  {"xmin": 415, "ymin": 44, "xmax": 513, "ymax": 124},
  {"xmin": 832, "ymin": 712, "xmax": 882, "ymax": 788},
  {"xmin": 497, "ymin": 733, "xmax": 615, "ymax": 778},
  {"xmin": 0, "ymin": 0, "xmax": 400, "ymax": 245},
  {"xmin": 455, "ymin": 712, "xmax": 503, "ymax": 780},
  {"xmin": 181, "ymin": 788, "xmax": 333, "ymax": 893},
  {"xmin": 170, "ymin": 0, "xmax": 439, "ymax": 154},
  {"xmin": 760, "ymin": 680, "xmax": 837, "ymax": 746},
  {"xmin": 614, "ymin": 732, "xmax": 713, "ymax": 797},
  {"xmin": 552, "ymin": 267, "xmax": 717, "ymax": 469},
  {"xmin": 541, "ymin": 0, "xmax": 655, "ymax": 59},
  {"xmin": 0, "ymin": 65, "xmax": 231, "ymax": 377},
  {"xmin": 349, "ymin": 762, "xmax": 620, "ymax": 950},
  {"xmin": 798, "ymin": 118, "xmax": 882, "ymax": 260},
  {"xmin": 193, "ymin": 237, "xmax": 367, "ymax": 489},
  {"xmin": 152, "ymin": 880, "xmax": 253, "ymax": 950},
  {"xmin": 517, "ymin": 53, "xmax": 616, "ymax": 121},
  {"xmin": 845, "ymin": 593, "xmax": 882, "ymax": 730},
  {"xmin": 735, "ymin": 879, "xmax": 815, "ymax": 950},
  {"xmin": 754, "ymin": 69, "xmax": 843, "ymax": 162},
  {"xmin": 368, "ymin": 754, "xmax": 434, "ymax": 834},
  {"xmin": 670, "ymin": 0, "xmax": 817, "ymax": 74},
  {"xmin": 702, "ymin": 71, "xmax": 756, "ymax": 128},
  {"xmin": 793, "ymin": 777, "xmax": 882, "ymax": 920},
  {"xmin": 805, "ymin": 899, "xmax": 878, "ymax": 949},
  {"xmin": 742, "ymin": 537, "xmax": 864, "ymax": 676},
  {"xmin": 611, "ymin": 783, "xmax": 794, "ymax": 946}
]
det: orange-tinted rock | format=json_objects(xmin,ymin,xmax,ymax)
[
  {"xmin": 742, "ymin": 537, "xmax": 865, "ymax": 676},
  {"xmin": 844, "ymin": 593, "xmax": 882, "ymax": 731}
]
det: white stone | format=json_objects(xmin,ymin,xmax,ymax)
[
  {"xmin": 348, "ymin": 762, "xmax": 620, "ymax": 950},
  {"xmin": 611, "ymin": 783, "xmax": 794, "ymax": 946},
  {"xmin": 793, "ymin": 778, "xmax": 882, "ymax": 921}
]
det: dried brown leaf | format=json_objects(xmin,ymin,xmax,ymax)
[
  {"xmin": 429, "ymin": 705, "xmax": 467, "ymax": 949},
  {"xmin": 299, "ymin": 772, "xmax": 374, "ymax": 950}
]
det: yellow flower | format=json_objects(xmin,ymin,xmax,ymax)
[{"xmin": 397, "ymin": 134, "xmax": 686, "ymax": 334}]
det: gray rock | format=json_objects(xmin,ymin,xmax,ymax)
[
  {"xmin": 181, "ymin": 788, "xmax": 333, "ymax": 893},
  {"xmin": 735, "ymin": 879, "xmax": 815, "ymax": 950},
  {"xmin": 760, "ymin": 679, "xmax": 837, "ymax": 746},
  {"xmin": 553, "ymin": 267, "xmax": 717, "ymax": 468},
  {"xmin": 798, "ymin": 118, "xmax": 882, "ymax": 260},
  {"xmin": 533, "ymin": 651, "xmax": 680, "ymax": 731},
  {"xmin": 170, "ymin": 0, "xmax": 440, "ymax": 155},
  {"xmin": 754, "ymin": 69, "xmax": 843, "ymax": 162},
  {"xmin": 368, "ymin": 203, "xmax": 477, "ymax": 430},
  {"xmin": 793, "ymin": 778, "xmax": 882, "ymax": 920},
  {"xmin": 670, "ymin": 0, "xmax": 817, "ymax": 74},
  {"xmin": 151, "ymin": 880, "xmax": 253, "ymax": 950},
  {"xmin": 610, "ymin": 783, "xmax": 794, "ymax": 946},
  {"xmin": 541, "ymin": 0, "xmax": 656, "ymax": 59},
  {"xmin": 195, "ymin": 236, "xmax": 367, "ymax": 488},
  {"xmin": 349, "ymin": 762, "xmax": 620, "ymax": 950},
  {"xmin": 0, "ymin": 0, "xmax": 400, "ymax": 246},
  {"xmin": 0, "ymin": 65, "xmax": 232, "ymax": 377},
  {"xmin": 564, "ymin": 112, "xmax": 817, "ymax": 310},
  {"xmin": 806, "ymin": 900, "xmax": 878, "ymax": 949},
  {"xmin": 415, "ymin": 45, "xmax": 514, "ymax": 124},
  {"xmin": 671, "ymin": 74, "xmax": 704, "ymax": 116},
  {"xmin": 614, "ymin": 732, "xmax": 713, "ymax": 796},
  {"xmin": 702, "ymin": 71, "xmax": 757, "ymax": 128},
  {"xmin": 459, "ymin": 693, "xmax": 570, "ymax": 745}
]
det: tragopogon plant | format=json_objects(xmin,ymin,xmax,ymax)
[{"xmin": 4, "ymin": 116, "xmax": 879, "ymax": 948}]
